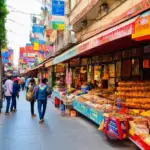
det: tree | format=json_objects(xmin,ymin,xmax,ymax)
[{"xmin": 0, "ymin": 0, "xmax": 8, "ymax": 112}]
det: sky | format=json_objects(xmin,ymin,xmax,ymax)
[{"xmin": 6, "ymin": 0, "xmax": 42, "ymax": 65}]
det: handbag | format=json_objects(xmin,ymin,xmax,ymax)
[{"xmin": 26, "ymin": 91, "xmax": 34, "ymax": 102}]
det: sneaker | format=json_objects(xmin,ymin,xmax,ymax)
[
  {"xmin": 32, "ymin": 114, "xmax": 36, "ymax": 117},
  {"xmin": 39, "ymin": 119, "xmax": 44, "ymax": 124},
  {"xmin": 5, "ymin": 112, "xmax": 10, "ymax": 115}
]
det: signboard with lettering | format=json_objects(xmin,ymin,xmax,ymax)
[{"xmin": 132, "ymin": 10, "xmax": 150, "ymax": 41}]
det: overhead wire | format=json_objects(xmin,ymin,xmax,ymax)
[
  {"xmin": 6, "ymin": 19, "xmax": 31, "ymax": 28},
  {"xmin": 7, "ymin": 5, "xmax": 41, "ymax": 16}
]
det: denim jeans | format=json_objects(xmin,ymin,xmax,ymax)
[
  {"xmin": 11, "ymin": 95, "xmax": 16, "ymax": 111},
  {"xmin": 5, "ymin": 96, "xmax": 11, "ymax": 113},
  {"xmin": 37, "ymin": 100, "xmax": 47, "ymax": 120},
  {"xmin": 30, "ymin": 100, "xmax": 35, "ymax": 115}
]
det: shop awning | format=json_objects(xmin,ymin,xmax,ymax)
[
  {"xmin": 76, "ymin": 16, "xmax": 139, "ymax": 55},
  {"xmin": 26, "ymin": 64, "xmax": 43, "ymax": 73},
  {"xmin": 52, "ymin": 16, "xmax": 138, "ymax": 65},
  {"xmin": 52, "ymin": 47, "xmax": 76, "ymax": 65},
  {"xmin": 45, "ymin": 59, "xmax": 53, "ymax": 68}
]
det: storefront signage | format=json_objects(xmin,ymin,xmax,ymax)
[
  {"xmin": 33, "ymin": 42, "xmax": 40, "ymax": 50},
  {"xmin": 52, "ymin": 21, "xmax": 65, "ymax": 30},
  {"xmin": 81, "ymin": 0, "xmax": 150, "ymax": 41},
  {"xmin": 53, "ymin": 47, "xmax": 76, "ymax": 65},
  {"xmin": 132, "ymin": 10, "xmax": 150, "ymax": 40},
  {"xmin": 77, "ymin": 20, "xmax": 134, "ymax": 54},
  {"xmin": 51, "ymin": 0, "xmax": 65, "ymax": 16}
]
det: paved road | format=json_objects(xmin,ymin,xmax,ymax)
[{"xmin": 0, "ymin": 91, "xmax": 137, "ymax": 150}]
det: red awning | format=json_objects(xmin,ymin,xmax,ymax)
[{"xmin": 76, "ymin": 16, "xmax": 139, "ymax": 55}]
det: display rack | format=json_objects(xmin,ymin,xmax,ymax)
[
  {"xmin": 73, "ymin": 99, "xmax": 104, "ymax": 125},
  {"xmin": 129, "ymin": 135, "xmax": 150, "ymax": 150}
]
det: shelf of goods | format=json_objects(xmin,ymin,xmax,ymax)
[
  {"xmin": 72, "ymin": 89, "xmax": 117, "ymax": 125},
  {"xmin": 117, "ymin": 81, "xmax": 150, "ymax": 149}
]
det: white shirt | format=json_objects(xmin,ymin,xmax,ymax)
[{"xmin": 4, "ymin": 79, "xmax": 13, "ymax": 96}]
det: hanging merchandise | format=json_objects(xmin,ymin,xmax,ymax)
[
  {"xmin": 52, "ymin": 20, "xmax": 65, "ymax": 30},
  {"xmin": 51, "ymin": 0, "xmax": 65, "ymax": 16}
]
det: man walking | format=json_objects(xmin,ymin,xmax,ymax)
[
  {"xmin": 11, "ymin": 78, "xmax": 19, "ymax": 112},
  {"xmin": 4, "ymin": 76, "xmax": 13, "ymax": 115},
  {"xmin": 35, "ymin": 78, "xmax": 51, "ymax": 123}
]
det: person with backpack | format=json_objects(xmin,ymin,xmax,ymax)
[
  {"xmin": 35, "ymin": 78, "xmax": 51, "ymax": 123},
  {"xmin": 11, "ymin": 77, "xmax": 20, "ymax": 112},
  {"xmin": 28, "ymin": 78, "xmax": 36, "ymax": 117}
]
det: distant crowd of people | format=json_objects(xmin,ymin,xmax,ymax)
[{"xmin": 3, "ymin": 76, "xmax": 51, "ymax": 124}]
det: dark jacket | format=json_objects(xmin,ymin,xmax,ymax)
[{"xmin": 12, "ymin": 82, "xmax": 19, "ymax": 97}]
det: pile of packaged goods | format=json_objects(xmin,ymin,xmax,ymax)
[
  {"xmin": 75, "ymin": 89, "xmax": 117, "ymax": 113},
  {"xmin": 129, "ymin": 117, "xmax": 150, "ymax": 146},
  {"xmin": 117, "ymin": 81, "xmax": 150, "ymax": 109},
  {"xmin": 103, "ymin": 113, "xmax": 129, "ymax": 139}
]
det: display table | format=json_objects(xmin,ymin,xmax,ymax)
[
  {"xmin": 52, "ymin": 90, "xmax": 73, "ymax": 106},
  {"xmin": 73, "ymin": 99, "xmax": 104, "ymax": 125},
  {"xmin": 52, "ymin": 91, "xmax": 61, "ymax": 100},
  {"xmin": 129, "ymin": 135, "xmax": 150, "ymax": 150}
]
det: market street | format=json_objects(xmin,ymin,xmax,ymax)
[{"xmin": 0, "ymin": 91, "xmax": 137, "ymax": 150}]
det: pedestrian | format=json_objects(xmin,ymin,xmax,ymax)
[
  {"xmin": 28, "ymin": 78, "xmax": 36, "ymax": 117},
  {"xmin": 11, "ymin": 78, "xmax": 19, "ymax": 112},
  {"xmin": 25, "ymin": 76, "xmax": 31, "ymax": 92},
  {"xmin": 20, "ymin": 76, "xmax": 25, "ymax": 91},
  {"xmin": 4, "ymin": 76, "xmax": 13, "ymax": 115},
  {"xmin": 35, "ymin": 78, "xmax": 51, "ymax": 123}
]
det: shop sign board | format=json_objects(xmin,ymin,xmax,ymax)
[
  {"xmin": 51, "ymin": 0, "xmax": 65, "ymax": 16},
  {"xmin": 53, "ymin": 47, "xmax": 76, "ymax": 65},
  {"xmin": 33, "ymin": 42, "xmax": 40, "ymax": 50},
  {"xmin": 77, "ymin": 19, "xmax": 134, "ymax": 55},
  {"xmin": 132, "ymin": 10, "xmax": 150, "ymax": 40},
  {"xmin": 80, "ymin": 0, "xmax": 150, "ymax": 41},
  {"xmin": 52, "ymin": 21, "xmax": 65, "ymax": 30}
]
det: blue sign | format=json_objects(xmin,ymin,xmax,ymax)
[
  {"xmin": 2, "ymin": 52, "xmax": 8, "ymax": 58},
  {"xmin": 30, "ymin": 38, "xmax": 45, "ymax": 44},
  {"xmin": 2, "ymin": 58, "xmax": 8, "ymax": 63},
  {"xmin": 32, "ymin": 25, "xmax": 44, "ymax": 33},
  {"xmin": 52, "ymin": 0, "xmax": 65, "ymax": 16}
]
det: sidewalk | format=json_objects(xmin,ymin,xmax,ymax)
[{"xmin": 0, "ymin": 91, "xmax": 137, "ymax": 150}]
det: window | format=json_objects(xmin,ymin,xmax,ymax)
[{"xmin": 122, "ymin": 60, "xmax": 131, "ymax": 77}]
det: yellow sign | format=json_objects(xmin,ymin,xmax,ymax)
[
  {"xmin": 33, "ymin": 42, "xmax": 39, "ymax": 50},
  {"xmin": 132, "ymin": 11, "xmax": 150, "ymax": 40}
]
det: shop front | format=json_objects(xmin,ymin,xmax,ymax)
[{"xmin": 51, "ymin": 10, "xmax": 150, "ymax": 149}]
